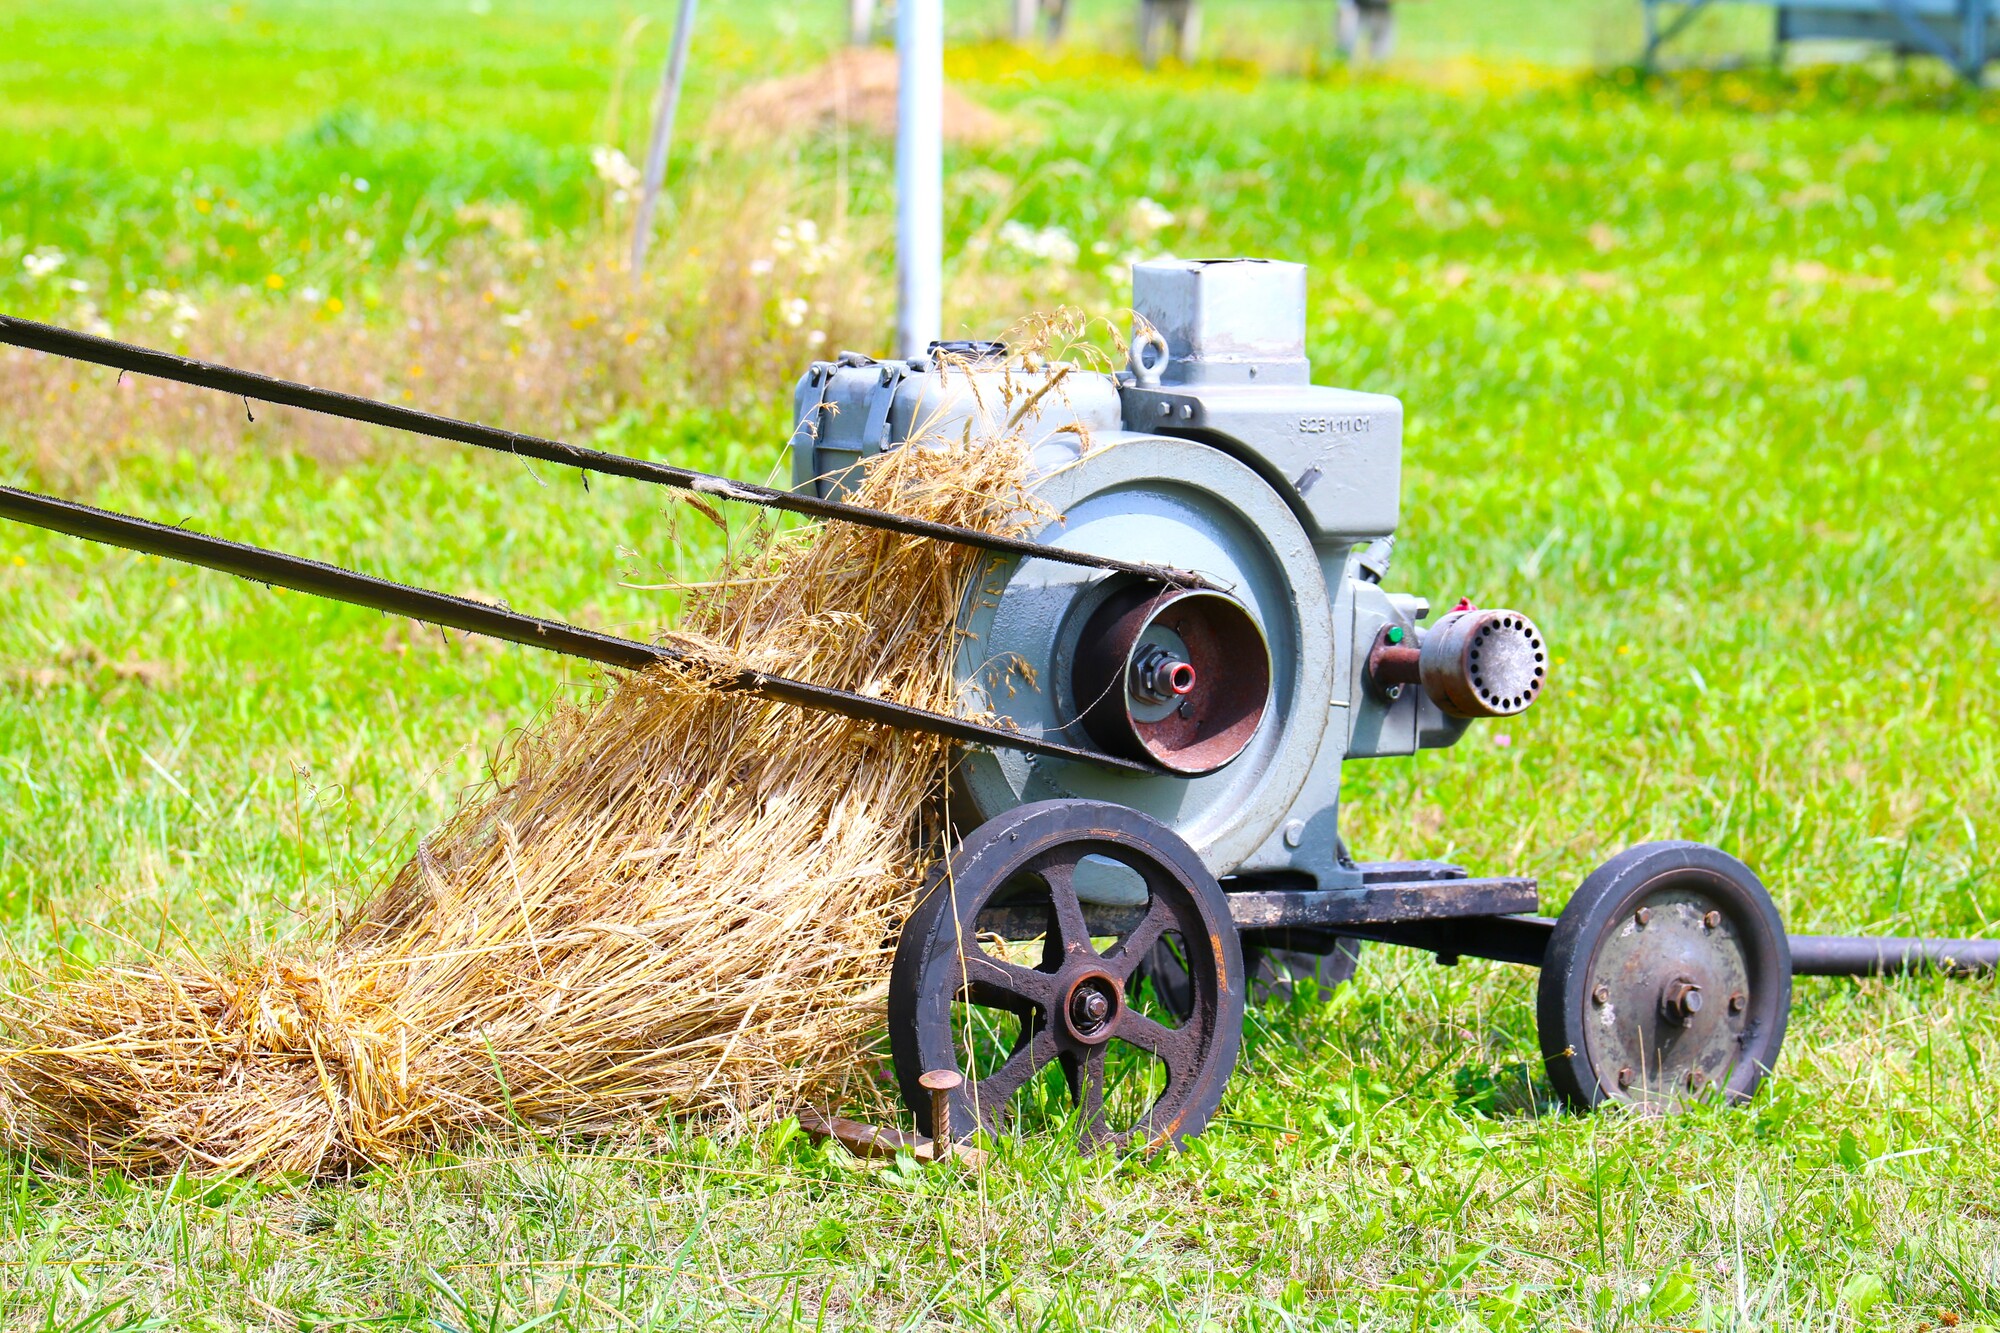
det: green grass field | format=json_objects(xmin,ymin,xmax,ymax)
[{"xmin": 2, "ymin": 0, "xmax": 1998, "ymax": 1327}]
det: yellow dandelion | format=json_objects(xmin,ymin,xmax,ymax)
[{"xmin": 265, "ymin": 274, "xmax": 285, "ymax": 290}]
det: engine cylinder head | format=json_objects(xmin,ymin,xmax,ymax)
[{"xmin": 1418, "ymin": 608, "xmax": 1548, "ymax": 718}]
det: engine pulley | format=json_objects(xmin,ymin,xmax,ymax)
[{"xmin": 1072, "ymin": 585, "xmax": 1271, "ymax": 776}]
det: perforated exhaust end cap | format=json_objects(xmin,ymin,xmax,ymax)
[{"xmin": 1419, "ymin": 607, "xmax": 1548, "ymax": 718}]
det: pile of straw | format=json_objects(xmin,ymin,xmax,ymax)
[{"xmin": 0, "ymin": 431, "xmax": 1034, "ymax": 1178}]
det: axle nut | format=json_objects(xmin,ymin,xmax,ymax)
[
  {"xmin": 1660, "ymin": 976, "xmax": 1704, "ymax": 1026},
  {"xmin": 1417, "ymin": 606, "xmax": 1549, "ymax": 719}
]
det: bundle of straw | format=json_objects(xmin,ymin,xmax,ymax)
[{"xmin": 0, "ymin": 430, "xmax": 1034, "ymax": 1178}]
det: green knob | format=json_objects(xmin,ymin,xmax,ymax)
[{"xmin": 1386, "ymin": 625, "xmax": 1405, "ymax": 645}]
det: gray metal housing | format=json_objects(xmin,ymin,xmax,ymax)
[{"xmin": 788, "ymin": 259, "xmax": 1470, "ymax": 896}]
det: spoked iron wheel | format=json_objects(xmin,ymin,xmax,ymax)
[
  {"xmin": 888, "ymin": 799, "xmax": 1245, "ymax": 1151},
  {"xmin": 1539, "ymin": 841, "xmax": 1792, "ymax": 1111}
]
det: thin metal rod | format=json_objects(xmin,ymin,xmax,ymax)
[
  {"xmin": 1789, "ymin": 935, "xmax": 2000, "ymax": 978},
  {"xmin": 0, "ymin": 315, "xmax": 1212, "ymax": 590},
  {"xmin": 0, "ymin": 485, "xmax": 1154, "ymax": 774},
  {"xmin": 629, "ymin": 0, "xmax": 700, "ymax": 278},
  {"xmin": 894, "ymin": 0, "xmax": 943, "ymax": 358}
]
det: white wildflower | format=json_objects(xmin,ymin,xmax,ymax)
[
  {"xmin": 300, "ymin": 286, "xmax": 324, "ymax": 304},
  {"xmin": 771, "ymin": 218, "xmax": 840, "ymax": 275},
  {"xmin": 780, "ymin": 296, "xmax": 810, "ymax": 328},
  {"xmin": 353, "ymin": 178, "xmax": 370, "ymax": 193},
  {"xmin": 998, "ymin": 221, "xmax": 1079, "ymax": 265},
  {"xmin": 22, "ymin": 250, "xmax": 64, "ymax": 279},
  {"xmin": 1130, "ymin": 197, "xmax": 1175, "ymax": 234},
  {"xmin": 588, "ymin": 148, "xmax": 636, "ymax": 197},
  {"xmin": 500, "ymin": 309, "xmax": 533, "ymax": 329},
  {"xmin": 748, "ymin": 257, "xmax": 774, "ymax": 277},
  {"xmin": 66, "ymin": 278, "xmax": 89, "ymax": 294}
]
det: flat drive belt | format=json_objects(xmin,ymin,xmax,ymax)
[
  {"xmin": 0, "ymin": 315, "xmax": 1212, "ymax": 590},
  {"xmin": 0, "ymin": 485, "xmax": 1157, "ymax": 775}
]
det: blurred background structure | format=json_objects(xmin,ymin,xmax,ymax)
[{"xmin": 1643, "ymin": 0, "xmax": 1994, "ymax": 81}]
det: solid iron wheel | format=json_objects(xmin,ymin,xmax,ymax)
[
  {"xmin": 888, "ymin": 799, "xmax": 1245, "ymax": 1152},
  {"xmin": 1538, "ymin": 841, "xmax": 1791, "ymax": 1111}
]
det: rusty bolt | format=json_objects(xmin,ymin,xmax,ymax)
[
  {"xmin": 1617, "ymin": 1066, "xmax": 1635, "ymax": 1089},
  {"xmin": 1635, "ymin": 906, "xmax": 1653, "ymax": 927},
  {"xmin": 1703, "ymin": 910, "xmax": 1722, "ymax": 930},
  {"xmin": 1661, "ymin": 976, "xmax": 1705, "ymax": 1025},
  {"xmin": 1728, "ymin": 992, "xmax": 1747, "ymax": 1014},
  {"xmin": 1688, "ymin": 1068, "xmax": 1708, "ymax": 1091},
  {"xmin": 919, "ymin": 1069, "xmax": 962, "ymax": 1148},
  {"xmin": 1592, "ymin": 983, "xmax": 1611, "ymax": 1007}
]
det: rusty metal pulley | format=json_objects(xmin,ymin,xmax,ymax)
[{"xmin": 1071, "ymin": 585, "xmax": 1272, "ymax": 776}]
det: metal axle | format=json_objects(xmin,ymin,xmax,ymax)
[{"xmin": 1339, "ymin": 913, "xmax": 2000, "ymax": 978}]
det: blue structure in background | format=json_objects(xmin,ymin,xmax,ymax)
[{"xmin": 1642, "ymin": 0, "xmax": 1994, "ymax": 82}]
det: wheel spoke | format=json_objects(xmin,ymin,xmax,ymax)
[
  {"xmin": 957, "ymin": 948, "xmax": 1057, "ymax": 1011},
  {"xmin": 968, "ymin": 1016, "xmax": 1064, "ymax": 1128},
  {"xmin": 1037, "ymin": 858, "xmax": 1096, "ymax": 960},
  {"xmin": 976, "ymin": 1020, "xmax": 1058, "ymax": 1109},
  {"xmin": 1101, "ymin": 898, "xmax": 1175, "ymax": 979},
  {"xmin": 1114, "ymin": 1010, "xmax": 1196, "ymax": 1084},
  {"xmin": 1076, "ymin": 1045, "xmax": 1107, "ymax": 1125}
]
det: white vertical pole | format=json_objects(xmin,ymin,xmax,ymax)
[
  {"xmin": 1012, "ymin": 0, "xmax": 1038, "ymax": 41},
  {"xmin": 895, "ymin": 0, "xmax": 944, "ymax": 358},
  {"xmin": 630, "ymin": 0, "xmax": 700, "ymax": 278}
]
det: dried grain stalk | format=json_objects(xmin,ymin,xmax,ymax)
[{"xmin": 0, "ymin": 428, "xmax": 1038, "ymax": 1178}]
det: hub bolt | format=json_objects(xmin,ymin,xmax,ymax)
[
  {"xmin": 1728, "ymin": 992, "xmax": 1747, "ymax": 1014},
  {"xmin": 1660, "ymin": 976, "xmax": 1704, "ymax": 1025},
  {"xmin": 1703, "ymin": 910, "xmax": 1722, "ymax": 930},
  {"xmin": 1635, "ymin": 907, "xmax": 1653, "ymax": 927},
  {"xmin": 1617, "ymin": 1066, "xmax": 1634, "ymax": 1089},
  {"xmin": 1592, "ymin": 984, "xmax": 1611, "ymax": 1007},
  {"xmin": 1688, "ymin": 1068, "xmax": 1708, "ymax": 1091},
  {"xmin": 1066, "ymin": 977, "xmax": 1118, "ymax": 1039}
]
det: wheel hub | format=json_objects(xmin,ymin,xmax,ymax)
[{"xmin": 1063, "ymin": 972, "xmax": 1123, "ymax": 1043}]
